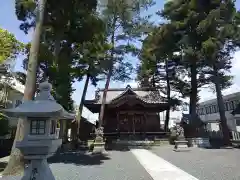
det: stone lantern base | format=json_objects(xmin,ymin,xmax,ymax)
[
  {"xmin": 92, "ymin": 136, "xmax": 107, "ymax": 154},
  {"xmin": 174, "ymin": 135, "xmax": 189, "ymax": 152},
  {"xmin": 21, "ymin": 159, "xmax": 54, "ymax": 180}
]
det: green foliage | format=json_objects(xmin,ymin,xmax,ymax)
[
  {"xmin": 101, "ymin": 0, "xmax": 155, "ymax": 82},
  {"xmin": 197, "ymin": 0, "xmax": 240, "ymax": 91},
  {"xmin": 72, "ymin": 31, "xmax": 111, "ymax": 86},
  {"xmin": 17, "ymin": 0, "xmax": 103, "ymax": 111},
  {"xmin": 0, "ymin": 113, "xmax": 9, "ymax": 136},
  {"xmin": 0, "ymin": 28, "xmax": 24, "ymax": 64}
]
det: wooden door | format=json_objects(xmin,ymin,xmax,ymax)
[{"xmin": 119, "ymin": 113, "xmax": 134, "ymax": 133}]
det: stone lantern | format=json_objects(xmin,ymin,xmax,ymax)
[{"xmin": 3, "ymin": 81, "xmax": 64, "ymax": 180}]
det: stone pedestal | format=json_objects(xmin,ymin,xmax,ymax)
[
  {"xmin": 92, "ymin": 136, "xmax": 107, "ymax": 154},
  {"xmin": 173, "ymin": 125, "xmax": 190, "ymax": 152},
  {"xmin": 174, "ymin": 140, "xmax": 189, "ymax": 152},
  {"xmin": 21, "ymin": 159, "xmax": 54, "ymax": 180}
]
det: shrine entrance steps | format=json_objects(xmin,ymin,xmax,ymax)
[{"xmin": 105, "ymin": 138, "xmax": 169, "ymax": 151}]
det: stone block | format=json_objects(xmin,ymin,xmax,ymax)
[
  {"xmin": 92, "ymin": 141, "xmax": 107, "ymax": 155},
  {"xmin": 174, "ymin": 140, "xmax": 190, "ymax": 152}
]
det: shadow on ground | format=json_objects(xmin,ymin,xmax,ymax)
[
  {"xmin": 0, "ymin": 162, "xmax": 7, "ymax": 173},
  {"xmin": 48, "ymin": 150, "xmax": 110, "ymax": 166}
]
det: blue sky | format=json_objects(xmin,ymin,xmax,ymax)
[{"xmin": 1, "ymin": 0, "xmax": 240, "ymax": 121}]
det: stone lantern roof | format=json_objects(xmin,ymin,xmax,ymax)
[
  {"xmin": 3, "ymin": 81, "xmax": 63, "ymax": 118},
  {"xmin": 61, "ymin": 109, "xmax": 75, "ymax": 120}
]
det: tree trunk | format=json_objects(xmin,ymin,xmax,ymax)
[
  {"xmin": 2, "ymin": 0, "xmax": 47, "ymax": 176},
  {"xmin": 76, "ymin": 74, "xmax": 90, "ymax": 139},
  {"xmin": 213, "ymin": 65, "xmax": 231, "ymax": 145},
  {"xmin": 98, "ymin": 65, "xmax": 113, "ymax": 128},
  {"xmin": 98, "ymin": 16, "xmax": 117, "ymax": 129},
  {"xmin": 164, "ymin": 59, "xmax": 171, "ymax": 131},
  {"xmin": 189, "ymin": 62, "xmax": 197, "ymax": 118}
]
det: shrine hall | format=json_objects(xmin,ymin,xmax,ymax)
[{"xmin": 84, "ymin": 85, "xmax": 170, "ymax": 139}]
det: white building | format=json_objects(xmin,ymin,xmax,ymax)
[
  {"xmin": 197, "ymin": 92, "xmax": 240, "ymax": 132},
  {"xmin": 0, "ymin": 75, "xmax": 24, "ymax": 127}
]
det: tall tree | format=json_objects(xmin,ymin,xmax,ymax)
[
  {"xmin": 73, "ymin": 32, "xmax": 111, "ymax": 139},
  {"xmin": 160, "ymin": 0, "xmax": 212, "ymax": 127},
  {"xmin": 138, "ymin": 25, "xmax": 190, "ymax": 130},
  {"xmin": 96, "ymin": 0, "xmax": 155, "ymax": 146},
  {"xmin": 3, "ymin": 0, "xmax": 47, "ymax": 176},
  {"xmin": 17, "ymin": 0, "xmax": 102, "ymax": 143},
  {"xmin": 199, "ymin": 0, "xmax": 240, "ymax": 145}
]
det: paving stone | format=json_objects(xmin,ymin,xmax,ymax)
[
  {"xmin": 151, "ymin": 145, "xmax": 240, "ymax": 180},
  {"xmin": 1, "ymin": 150, "xmax": 152, "ymax": 180}
]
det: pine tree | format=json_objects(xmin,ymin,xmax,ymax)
[
  {"xmin": 198, "ymin": 0, "xmax": 240, "ymax": 145},
  {"xmin": 96, "ymin": 0, "xmax": 155, "ymax": 146}
]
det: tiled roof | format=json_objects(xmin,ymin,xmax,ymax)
[{"xmin": 85, "ymin": 85, "xmax": 166, "ymax": 104}]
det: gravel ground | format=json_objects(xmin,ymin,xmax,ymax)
[
  {"xmin": 151, "ymin": 145, "xmax": 240, "ymax": 180},
  {"xmin": 1, "ymin": 150, "xmax": 152, "ymax": 180}
]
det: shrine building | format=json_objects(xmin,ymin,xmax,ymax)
[{"xmin": 84, "ymin": 85, "xmax": 170, "ymax": 139}]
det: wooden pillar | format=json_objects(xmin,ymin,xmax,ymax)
[
  {"xmin": 117, "ymin": 112, "xmax": 120, "ymax": 138},
  {"xmin": 132, "ymin": 114, "xmax": 135, "ymax": 135},
  {"xmin": 59, "ymin": 119, "xmax": 64, "ymax": 139},
  {"xmin": 143, "ymin": 112, "xmax": 147, "ymax": 138},
  {"xmin": 63, "ymin": 121, "xmax": 69, "ymax": 142}
]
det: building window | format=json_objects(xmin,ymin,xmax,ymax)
[
  {"xmin": 236, "ymin": 119, "xmax": 240, "ymax": 126},
  {"xmin": 15, "ymin": 100, "xmax": 22, "ymax": 107},
  {"xmin": 30, "ymin": 119, "xmax": 46, "ymax": 135},
  {"xmin": 234, "ymin": 100, "xmax": 239, "ymax": 109},
  {"xmin": 224, "ymin": 103, "xmax": 228, "ymax": 111},
  {"xmin": 213, "ymin": 105, "xmax": 217, "ymax": 113},
  {"xmin": 229, "ymin": 101, "xmax": 234, "ymax": 110},
  {"xmin": 206, "ymin": 106, "xmax": 210, "ymax": 114},
  {"xmin": 210, "ymin": 106, "xmax": 214, "ymax": 114},
  {"xmin": 50, "ymin": 120, "xmax": 56, "ymax": 134}
]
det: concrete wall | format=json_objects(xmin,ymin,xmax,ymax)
[
  {"xmin": 198, "ymin": 92, "xmax": 240, "ymax": 132},
  {"xmin": 199, "ymin": 111, "xmax": 236, "ymax": 131}
]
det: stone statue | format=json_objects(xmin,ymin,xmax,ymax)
[
  {"xmin": 95, "ymin": 88, "xmax": 100, "ymax": 101},
  {"xmin": 174, "ymin": 124, "xmax": 189, "ymax": 151},
  {"xmin": 176, "ymin": 124, "xmax": 185, "ymax": 140},
  {"xmin": 95, "ymin": 126, "xmax": 104, "ymax": 143},
  {"xmin": 95, "ymin": 127, "xmax": 104, "ymax": 138}
]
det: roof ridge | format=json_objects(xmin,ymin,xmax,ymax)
[
  {"xmin": 98, "ymin": 86, "xmax": 158, "ymax": 91},
  {"xmin": 109, "ymin": 86, "xmax": 137, "ymax": 103}
]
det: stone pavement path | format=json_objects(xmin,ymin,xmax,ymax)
[
  {"xmin": 0, "ymin": 150, "xmax": 152, "ymax": 180},
  {"xmin": 150, "ymin": 145, "xmax": 240, "ymax": 180},
  {"xmin": 3, "ymin": 146, "xmax": 240, "ymax": 180},
  {"xmin": 131, "ymin": 148, "xmax": 198, "ymax": 180},
  {"xmin": 49, "ymin": 150, "xmax": 152, "ymax": 180}
]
